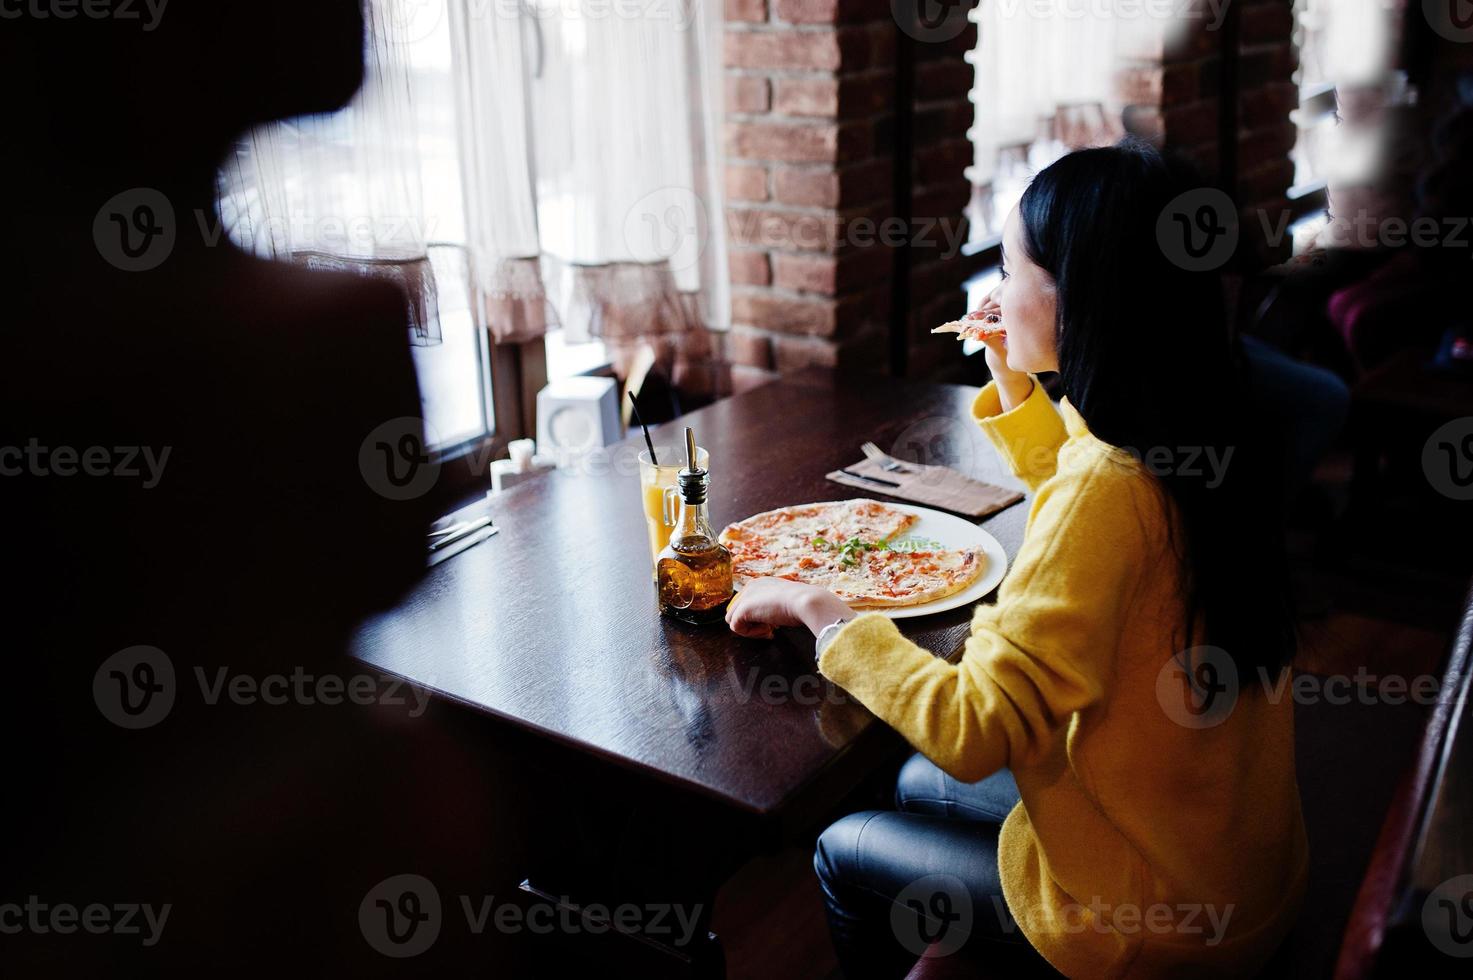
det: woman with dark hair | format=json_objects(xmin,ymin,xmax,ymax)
[{"xmin": 727, "ymin": 140, "xmax": 1308, "ymax": 977}]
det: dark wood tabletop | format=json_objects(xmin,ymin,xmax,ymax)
[{"xmin": 352, "ymin": 367, "xmax": 1029, "ymax": 819}]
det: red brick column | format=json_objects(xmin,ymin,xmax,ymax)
[
  {"xmin": 721, "ymin": 0, "xmax": 900, "ymax": 390},
  {"xmin": 1234, "ymin": 0, "xmax": 1300, "ymax": 257},
  {"xmin": 721, "ymin": 1, "xmax": 983, "ymax": 388}
]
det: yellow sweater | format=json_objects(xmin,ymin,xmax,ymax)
[{"xmin": 817, "ymin": 379, "xmax": 1308, "ymax": 978}]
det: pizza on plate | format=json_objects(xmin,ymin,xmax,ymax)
[{"xmin": 719, "ymin": 499, "xmax": 987, "ymax": 608}]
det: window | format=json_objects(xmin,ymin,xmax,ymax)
[
  {"xmin": 412, "ymin": 259, "xmax": 495, "ymax": 451},
  {"xmin": 962, "ymin": 266, "xmax": 1005, "ymax": 358},
  {"xmin": 959, "ymin": 1, "xmax": 1136, "ymax": 350},
  {"xmin": 219, "ymin": 0, "xmax": 724, "ymax": 469},
  {"xmin": 403, "ymin": 14, "xmax": 497, "ymax": 452},
  {"xmin": 544, "ymin": 328, "xmax": 610, "ymax": 381},
  {"xmin": 218, "ymin": 3, "xmax": 502, "ymax": 456},
  {"xmin": 1290, "ymin": 0, "xmax": 1400, "ymax": 192},
  {"xmin": 964, "ymin": 0, "xmax": 1129, "ymax": 248}
]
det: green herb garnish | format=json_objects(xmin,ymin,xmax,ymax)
[{"xmin": 836, "ymin": 536, "xmax": 880, "ymax": 567}]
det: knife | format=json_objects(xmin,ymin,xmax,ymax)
[
  {"xmin": 428, "ymin": 515, "xmax": 496, "ymax": 551},
  {"xmin": 839, "ymin": 468, "xmax": 902, "ymax": 488}
]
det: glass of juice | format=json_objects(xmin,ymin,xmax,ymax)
[{"xmin": 639, "ymin": 446, "xmax": 709, "ymax": 578}]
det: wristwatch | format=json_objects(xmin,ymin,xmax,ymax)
[{"xmin": 814, "ymin": 616, "xmax": 854, "ymax": 662}]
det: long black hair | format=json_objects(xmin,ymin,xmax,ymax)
[{"xmin": 1017, "ymin": 140, "xmax": 1296, "ymax": 675}]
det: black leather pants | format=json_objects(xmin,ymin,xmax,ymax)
[{"xmin": 813, "ymin": 754, "xmax": 1059, "ymax": 979}]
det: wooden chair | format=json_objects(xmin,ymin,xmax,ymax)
[{"xmin": 1335, "ymin": 582, "xmax": 1473, "ymax": 976}]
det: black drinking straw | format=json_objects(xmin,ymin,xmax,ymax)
[{"xmin": 629, "ymin": 390, "xmax": 658, "ymax": 466}]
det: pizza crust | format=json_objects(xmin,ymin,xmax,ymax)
[
  {"xmin": 842, "ymin": 554, "xmax": 984, "ymax": 608},
  {"xmin": 719, "ymin": 499, "xmax": 917, "ymax": 549}
]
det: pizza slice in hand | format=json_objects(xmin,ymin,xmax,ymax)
[{"xmin": 931, "ymin": 309, "xmax": 1004, "ymax": 341}]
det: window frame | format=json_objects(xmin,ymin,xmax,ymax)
[{"xmin": 423, "ymin": 334, "xmax": 546, "ymax": 510}]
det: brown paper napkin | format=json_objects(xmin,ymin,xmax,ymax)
[{"xmin": 825, "ymin": 456, "xmax": 1024, "ymax": 518}]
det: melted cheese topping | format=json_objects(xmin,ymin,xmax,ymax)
[{"xmin": 722, "ymin": 500, "xmax": 985, "ymax": 606}]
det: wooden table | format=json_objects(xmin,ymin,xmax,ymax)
[{"xmin": 352, "ymin": 367, "xmax": 1029, "ymax": 975}]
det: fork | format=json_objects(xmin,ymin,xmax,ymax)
[{"xmin": 861, "ymin": 441, "xmax": 910, "ymax": 473}]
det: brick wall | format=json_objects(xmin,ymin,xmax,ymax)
[
  {"xmin": 1235, "ymin": 0, "xmax": 1300, "ymax": 232},
  {"xmin": 721, "ymin": 0, "xmax": 901, "ymax": 393}
]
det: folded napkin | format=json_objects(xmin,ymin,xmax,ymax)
[{"xmin": 825, "ymin": 456, "xmax": 1024, "ymax": 518}]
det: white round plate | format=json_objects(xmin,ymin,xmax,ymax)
[{"xmin": 858, "ymin": 504, "xmax": 1009, "ymax": 619}]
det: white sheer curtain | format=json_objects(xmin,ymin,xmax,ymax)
[
  {"xmin": 218, "ymin": 0, "xmax": 728, "ymax": 363},
  {"xmin": 531, "ymin": 2, "xmax": 727, "ymax": 349},
  {"xmin": 447, "ymin": 0, "xmax": 548, "ymax": 343},
  {"xmin": 221, "ymin": 0, "xmax": 444, "ymax": 341}
]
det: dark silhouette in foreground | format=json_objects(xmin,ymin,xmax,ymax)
[{"xmin": 2, "ymin": 7, "xmax": 507, "ymax": 972}]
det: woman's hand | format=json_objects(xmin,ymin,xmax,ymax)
[
  {"xmin": 974, "ymin": 284, "xmax": 1033, "ymax": 411},
  {"xmin": 726, "ymin": 577, "xmax": 854, "ymax": 640}
]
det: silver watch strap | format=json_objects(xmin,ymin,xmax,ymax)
[{"xmin": 814, "ymin": 617, "xmax": 853, "ymax": 661}]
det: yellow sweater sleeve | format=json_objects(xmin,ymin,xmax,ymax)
[
  {"xmin": 971, "ymin": 376, "xmax": 1067, "ymax": 491},
  {"xmin": 817, "ymin": 454, "xmax": 1154, "ymax": 783}
]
